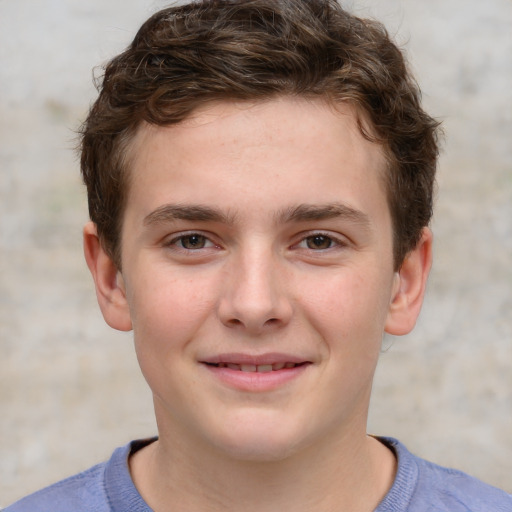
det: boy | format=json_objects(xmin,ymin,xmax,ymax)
[{"xmin": 6, "ymin": 1, "xmax": 511, "ymax": 510}]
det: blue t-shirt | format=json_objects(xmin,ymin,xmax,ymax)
[{"xmin": 4, "ymin": 437, "xmax": 512, "ymax": 511}]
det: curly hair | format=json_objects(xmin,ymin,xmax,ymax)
[{"xmin": 80, "ymin": 0, "xmax": 440, "ymax": 270}]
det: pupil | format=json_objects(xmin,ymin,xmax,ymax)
[
  {"xmin": 183, "ymin": 235, "xmax": 204, "ymax": 249},
  {"xmin": 308, "ymin": 235, "xmax": 331, "ymax": 249}
]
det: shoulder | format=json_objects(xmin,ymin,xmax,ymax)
[
  {"xmin": 414, "ymin": 456, "xmax": 512, "ymax": 512},
  {"xmin": 3, "ymin": 441, "xmax": 140, "ymax": 512},
  {"xmin": 3, "ymin": 462, "xmax": 109, "ymax": 512},
  {"xmin": 377, "ymin": 437, "xmax": 512, "ymax": 512}
]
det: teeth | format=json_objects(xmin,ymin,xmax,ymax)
[{"xmin": 213, "ymin": 362, "xmax": 298, "ymax": 372}]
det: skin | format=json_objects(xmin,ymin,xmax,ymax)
[{"xmin": 84, "ymin": 97, "xmax": 432, "ymax": 511}]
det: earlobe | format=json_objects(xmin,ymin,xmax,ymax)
[
  {"xmin": 385, "ymin": 227, "xmax": 433, "ymax": 336},
  {"xmin": 83, "ymin": 222, "xmax": 133, "ymax": 332}
]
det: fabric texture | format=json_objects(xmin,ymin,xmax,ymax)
[{"xmin": 4, "ymin": 437, "xmax": 512, "ymax": 512}]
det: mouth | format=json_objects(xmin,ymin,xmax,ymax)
[
  {"xmin": 203, "ymin": 362, "xmax": 308, "ymax": 373},
  {"xmin": 200, "ymin": 355, "xmax": 311, "ymax": 391}
]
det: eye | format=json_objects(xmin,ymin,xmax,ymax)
[
  {"xmin": 297, "ymin": 233, "xmax": 342, "ymax": 250},
  {"xmin": 171, "ymin": 233, "xmax": 215, "ymax": 250},
  {"xmin": 304, "ymin": 234, "xmax": 335, "ymax": 250}
]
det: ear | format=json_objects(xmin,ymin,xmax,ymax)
[
  {"xmin": 83, "ymin": 221, "xmax": 132, "ymax": 332},
  {"xmin": 385, "ymin": 227, "xmax": 433, "ymax": 336}
]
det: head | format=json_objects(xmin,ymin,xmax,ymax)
[
  {"xmin": 81, "ymin": 0, "xmax": 438, "ymax": 463},
  {"xmin": 80, "ymin": 0, "xmax": 440, "ymax": 272}
]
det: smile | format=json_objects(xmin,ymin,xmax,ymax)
[
  {"xmin": 205, "ymin": 362, "xmax": 305, "ymax": 372},
  {"xmin": 201, "ymin": 356, "xmax": 311, "ymax": 392}
]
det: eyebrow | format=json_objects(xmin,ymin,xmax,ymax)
[
  {"xmin": 143, "ymin": 204, "xmax": 236, "ymax": 226},
  {"xmin": 143, "ymin": 202, "xmax": 371, "ymax": 229},
  {"xmin": 278, "ymin": 203, "xmax": 371, "ymax": 228}
]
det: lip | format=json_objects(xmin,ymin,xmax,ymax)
[
  {"xmin": 199, "ymin": 353, "xmax": 312, "ymax": 392},
  {"xmin": 201, "ymin": 352, "xmax": 309, "ymax": 366}
]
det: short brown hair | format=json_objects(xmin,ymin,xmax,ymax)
[{"xmin": 80, "ymin": 0, "xmax": 440, "ymax": 269}]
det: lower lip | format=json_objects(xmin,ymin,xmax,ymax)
[{"xmin": 201, "ymin": 363, "xmax": 310, "ymax": 392}]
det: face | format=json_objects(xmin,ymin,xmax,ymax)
[{"xmin": 95, "ymin": 97, "xmax": 419, "ymax": 461}]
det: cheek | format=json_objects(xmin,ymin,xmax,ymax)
[
  {"xmin": 299, "ymin": 270, "xmax": 393, "ymax": 347},
  {"xmin": 128, "ymin": 274, "xmax": 215, "ymax": 396},
  {"xmin": 133, "ymin": 260, "xmax": 215, "ymax": 310},
  {"xmin": 127, "ymin": 271, "xmax": 217, "ymax": 350}
]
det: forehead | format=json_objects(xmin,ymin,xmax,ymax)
[{"xmin": 124, "ymin": 97, "xmax": 388, "ymax": 219}]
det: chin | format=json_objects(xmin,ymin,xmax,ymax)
[
  {"xmin": 208, "ymin": 413, "xmax": 310, "ymax": 462},
  {"xmin": 217, "ymin": 437, "xmax": 300, "ymax": 463}
]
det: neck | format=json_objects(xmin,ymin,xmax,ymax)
[{"xmin": 130, "ymin": 427, "xmax": 396, "ymax": 512}]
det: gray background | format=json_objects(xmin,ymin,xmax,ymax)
[{"xmin": 1, "ymin": 0, "xmax": 511, "ymax": 505}]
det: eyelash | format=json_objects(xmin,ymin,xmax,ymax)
[
  {"xmin": 166, "ymin": 232, "xmax": 218, "ymax": 251},
  {"xmin": 294, "ymin": 232, "xmax": 347, "ymax": 251},
  {"xmin": 165, "ymin": 231, "xmax": 346, "ymax": 253}
]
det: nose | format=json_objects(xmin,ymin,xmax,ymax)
[{"xmin": 217, "ymin": 245, "xmax": 293, "ymax": 334}]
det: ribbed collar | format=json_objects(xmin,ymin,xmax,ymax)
[
  {"xmin": 104, "ymin": 438, "xmax": 156, "ymax": 512},
  {"xmin": 102, "ymin": 436, "xmax": 417, "ymax": 512},
  {"xmin": 374, "ymin": 437, "xmax": 419, "ymax": 511}
]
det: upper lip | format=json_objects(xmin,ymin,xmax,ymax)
[{"xmin": 200, "ymin": 353, "xmax": 311, "ymax": 366}]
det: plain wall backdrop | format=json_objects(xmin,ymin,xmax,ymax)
[{"xmin": 1, "ymin": 0, "xmax": 511, "ymax": 505}]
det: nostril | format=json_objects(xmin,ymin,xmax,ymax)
[{"xmin": 224, "ymin": 317, "xmax": 281, "ymax": 329}]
